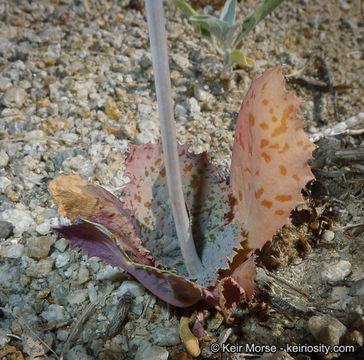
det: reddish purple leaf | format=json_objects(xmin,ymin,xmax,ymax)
[{"xmin": 53, "ymin": 218, "xmax": 218, "ymax": 308}]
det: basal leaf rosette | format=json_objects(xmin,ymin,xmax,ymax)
[{"xmin": 48, "ymin": 66, "xmax": 315, "ymax": 322}]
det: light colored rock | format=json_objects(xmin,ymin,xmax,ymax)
[
  {"xmin": 54, "ymin": 238, "xmax": 69, "ymax": 252},
  {"xmin": 0, "ymin": 76, "xmax": 12, "ymax": 91},
  {"xmin": 96, "ymin": 264, "xmax": 125, "ymax": 281},
  {"xmin": 0, "ymin": 176, "xmax": 11, "ymax": 193},
  {"xmin": 57, "ymin": 329, "xmax": 69, "ymax": 342},
  {"xmin": 22, "ymin": 335, "xmax": 45, "ymax": 358},
  {"xmin": 138, "ymin": 103, "xmax": 152, "ymax": 115},
  {"xmin": 134, "ymin": 342, "xmax": 169, "ymax": 360},
  {"xmin": 308, "ymin": 315, "xmax": 347, "ymax": 346},
  {"xmin": 321, "ymin": 260, "xmax": 352, "ymax": 282},
  {"xmin": 67, "ymin": 289, "xmax": 88, "ymax": 305},
  {"xmin": 173, "ymin": 54, "xmax": 191, "ymax": 69},
  {"xmin": 1, "ymin": 87, "xmax": 26, "ymax": 108},
  {"xmin": 115, "ymin": 280, "xmax": 145, "ymax": 297},
  {"xmin": 27, "ymin": 236, "xmax": 54, "ymax": 259},
  {"xmin": 35, "ymin": 221, "xmax": 51, "ymax": 235},
  {"xmin": 0, "ymin": 328, "xmax": 10, "ymax": 348},
  {"xmin": 41, "ymin": 304, "xmax": 70, "ymax": 323},
  {"xmin": 0, "ymin": 149, "xmax": 9, "ymax": 167},
  {"xmin": 26, "ymin": 258, "xmax": 54, "ymax": 278},
  {"xmin": 55, "ymin": 252, "xmax": 70, "ymax": 268},
  {"xmin": 322, "ymin": 230, "xmax": 335, "ymax": 242},
  {"xmin": 150, "ymin": 321, "xmax": 180, "ymax": 346},
  {"xmin": 188, "ymin": 97, "xmax": 200, "ymax": 117},
  {"xmin": 78, "ymin": 264, "xmax": 90, "ymax": 284},
  {"xmin": 0, "ymin": 209, "xmax": 34, "ymax": 236},
  {"xmin": 0, "ymin": 243, "xmax": 24, "ymax": 258},
  {"xmin": 87, "ymin": 282, "xmax": 98, "ymax": 303}
]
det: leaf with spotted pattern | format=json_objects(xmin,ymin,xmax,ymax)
[
  {"xmin": 225, "ymin": 66, "xmax": 315, "ymax": 275},
  {"xmin": 48, "ymin": 66, "xmax": 315, "ymax": 322}
]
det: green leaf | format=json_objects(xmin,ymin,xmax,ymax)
[
  {"xmin": 172, "ymin": 0, "xmax": 198, "ymax": 18},
  {"xmin": 219, "ymin": 0, "xmax": 237, "ymax": 26},
  {"xmin": 233, "ymin": 0, "xmax": 284, "ymax": 48},
  {"xmin": 229, "ymin": 49, "xmax": 254, "ymax": 66},
  {"xmin": 190, "ymin": 15, "xmax": 230, "ymax": 44}
]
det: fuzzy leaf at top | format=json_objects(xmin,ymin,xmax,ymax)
[{"xmin": 229, "ymin": 66, "xmax": 315, "ymax": 262}]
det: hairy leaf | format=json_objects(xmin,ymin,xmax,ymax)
[{"xmin": 219, "ymin": 0, "xmax": 237, "ymax": 26}]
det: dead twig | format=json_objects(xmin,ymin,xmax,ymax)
[
  {"xmin": 310, "ymin": 112, "xmax": 364, "ymax": 142},
  {"xmin": 260, "ymin": 266, "xmax": 312, "ymax": 299},
  {"xmin": 334, "ymin": 222, "xmax": 364, "ymax": 232}
]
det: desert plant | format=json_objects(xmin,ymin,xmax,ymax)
[
  {"xmin": 48, "ymin": 0, "xmax": 314, "ymax": 322},
  {"xmin": 173, "ymin": 0, "xmax": 284, "ymax": 68}
]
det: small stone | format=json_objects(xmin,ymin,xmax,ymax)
[
  {"xmin": 0, "ymin": 149, "xmax": 9, "ymax": 168},
  {"xmin": 67, "ymin": 289, "xmax": 88, "ymax": 305},
  {"xmin": 115, "ymin": 280, "xmax": 145, "ymax": 297},
  {"xmin": 173, "ymin": 54, "xmax": 191, "ymax": 69},
  {"xmin": 308, "ymin": 315, "xmax": 347, "ymax": 346},
  {"xmin": 22, "ymin": 335, "xmax": 45, "ymax": 358},
  {"xmin": 0, "ymin": 208, "xmax": 33, "ymax": 236},
  {"xmin": 349, "ymin": 278, "xmax": 364, "ymax": 296},
  {"xmin": 52, "ymin": 285, "xmax": 69, "ymax": 306},
  {"xmin": 0, "ymin": 328, "xmax": 10, "ymax": 348},
  {"xmin": 5, "ymin": 183, "xmax": 23, "ymax": 202},
  {"xmin": 138, "ymin": 103, "xmax": 152, "ymax": 115},
  {"xmin": 345, "ymin": 330, "xmax": 363, "ymax": 347},
  {"xmin": 41, "ymin": 304, "xmax": 70, "ymax": 323},
  {"xmin": 0, "ymin": 243, "xmax": 24, "ymax": 258},
  {"xmin": 54, "ymin": 238, "xmax": 69, "ymax": 252},
  {"xmin": 78, "ymin": 264, "xmax": 90, "ymax": 284},
  {"xmin": 135, "ymin": 342, "xmax": 169, "ymax": 360},
  {"xmin": 0, "ymin": 76, "xmax": 12, "ymax": 91},
  {"xmin": 321, "ymin": 260, "xmax": 352, "ymax": 282},
  {"xmin": 87, "ymin": 282, "xmax": 98, "ymax": 302},
  {"xmin": 55, "ymin": 252, "xmax": 70, "ymax": 268},
  {"xmin": 96, "ymin": 264, "xmax": 125, "ymax": 281},
  {"xmin": 27, "ymin": 236, "xmax": 54, "ymax": 259},
  {"xmin": 1, "ymin": 87, "xmax": 26, "ymax": 108},
  {"xmin": 37, "ymin": 98, "xmax": 51, "ymax": 107},
  {"xmin": 322, "ymin": 230, "xmax": 335, "ymax": 242},
  {"xmin": 150, "ymin": 321, "xmax": 180, "ymax": 346},
  {"xmin": 193, "ymin": 85, "xmax": 210, "ymax": 102},
  {"xmin": 35, "ymin": 221, "xmax": 51, "ymax": 235},
  {"xmin": 188, "ymin": 97, "xmax": 200, "ymax": 116},
  {"xmin": 57, "ymin": 329, "xmax": 69, "ymax": 342},
  {"xmin": 0, "ymin": 176, "xmax": 11, "ymax": 193},
  {"xmin": 26, "ymin": 258, "xmax": 54, "ymax": 278},
  {"xmin": 0, "ymin": 220, "xmax": 14, "ymax": 239}
]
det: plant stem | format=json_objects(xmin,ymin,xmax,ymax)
[{"xmin": 145, "ymin": 0, "xmax": 202, "ymax": 277}]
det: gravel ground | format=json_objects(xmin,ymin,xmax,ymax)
[{"xmin": 0, "ymin": 0, "xmax": 363, "ymax": 359}]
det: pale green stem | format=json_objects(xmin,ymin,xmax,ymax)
[{"xmin": 145, "ymin": 0, "xmax": 202, "ymax": 277}]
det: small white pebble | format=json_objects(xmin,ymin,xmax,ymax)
[
  {"xmin": 322, "ymin": 230, "xmax": 335, "ymax": 242},
  {"xmin": 36, "ymin": 222, "xmax": 51, "ymax": 235},
  {"xmin": 322, "ymin": 260, "xmax": 352, "ymax": 282}
]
